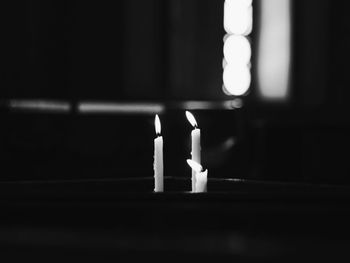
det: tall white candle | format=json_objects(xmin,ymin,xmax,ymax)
[
  {"xmin": 187, "ymin": 160, "xmax": 208, "ymax": 193},
  {"xmin": 186, "ymin": 111, "xmax": 201, "ymax": 192},
  {"xmin": 154, "ymin": 115, "xmax": 164, "ymax": 192}
]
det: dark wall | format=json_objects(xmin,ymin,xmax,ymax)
[
  {"xmin": 1, "ymin": 0, "xmax": 225, "ymax": 101},
  {"xmin": 246, "ymin": 0, "xmax": 350, "ymax": 183},
  {"xmin": 0, "ymin": 0, "xmax": 232, "ymax": 181}
]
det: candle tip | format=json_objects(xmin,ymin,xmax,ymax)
[
  {"xmin": 155, "ymin": 115, "xmax": 161, "ymax": 135},
  {"xmin": 187, "ymin": 159, "xmax": 203, "ymax": 173},
  {"xmin": 185, "ymin": 111, "xmax": 198, "ymax": 128}
]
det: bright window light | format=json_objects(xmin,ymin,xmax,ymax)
[
  {"xmin": 224, "ymin": 3, "xmax": 252, "ymax": 36},
  {"xmin": 226, "ymin": 0, "xmax": 252, "ymax": 7},
  {"xmin": 223, "ymin": 0, "xmax": 253, "ymax": 97},
  {"xmin": 257, "ymin": 0, "xmax": 292, "ymax": 101},
  {"xmin": 224, "ymin": 35, "xmax": 251, "ymax": 65},
  {"xmin": 223, "ymin": 65, "xmax": 251, "ymax": 96}
]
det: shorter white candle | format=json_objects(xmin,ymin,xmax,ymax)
[
  {"xmin": 154, "ymin": 115, "xmax": 164, "ymax": 192},
  {"xmin": 186, "ymin": 111, "xmax": 201, "ymax": 192},
  {"xmin": 187, "ymin": 160, "xmax": 208, "ymax": 193}
]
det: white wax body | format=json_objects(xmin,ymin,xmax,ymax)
[
  {"xmin": 191, "ymin": 128, "xmax": 201, "ymax": 192},
  {"xmin": 154, "ymin": 136, "xmax": 164, "ymax": 192},
  {"xmin": 195, "ymin": 170, "xmax": 208, "ymax": 193}
]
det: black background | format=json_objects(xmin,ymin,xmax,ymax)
[
  {"xmin": 2, "ymin": 1, "xmax": 350, "ymax": 262},
  {"xmin": 1, "ymin": 0, "xmax": 350, "ymax": 183}
]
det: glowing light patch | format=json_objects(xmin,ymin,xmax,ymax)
[
  {"xmin": 223, "ymin": 0, "xmax": 253, "ymax": 97},
  {"xmin": 226, "ymin": 0, "xmax": 252, "ymax": 7},
  {"xmin": 257, "ymin": 0, "xmax": 291, "ymax": 100},
  {"xmin": 223, "ymin": 65, "xmax": 251, "ymax": 96},
  {"xmin": 224, "ymin": 3, "xmax": 252, "ymax": 36},
  {"xmin": 224, "ymin": 35, "xmax": 251, "ymax": 65},
  {"xmin": 9, "ymin": 100, "xmax": 71, "ymax": 113},
  {"xmin": 78, "ymin": 102, "xmax": 165, "ymax": 115}
]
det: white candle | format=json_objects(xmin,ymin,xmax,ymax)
[
  {"xmin": 154, "ymin": 115, "xmax": 164, "ymax": 192},
  {"xmin": 187, "ymin": 160, "xmax": 208, "ymax": 193},
  {"xmin": 186, "ymin": 111, "xmax": 201, "ymax": 192}
]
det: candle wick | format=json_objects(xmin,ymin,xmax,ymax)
[{"xmin": 194, "ymin": 124, "xmax": 198, "ymax": 129}]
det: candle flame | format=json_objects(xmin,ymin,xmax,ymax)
[
  {"xmin": 155, "ymin": 115, "xmax": 161, "ymax": 135},
  {"xmin": 187, "ymin": 159, "xmax": 203, "ymax": 173},
  {"xmin": 185, "ymin": 111, "xmax": 198, "ymax": 128}
]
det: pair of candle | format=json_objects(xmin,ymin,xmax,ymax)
[{"xmin": 154, "ymin": 111, "xmax": 208, "ymax": 193}]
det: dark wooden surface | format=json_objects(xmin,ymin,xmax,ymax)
[{"xmin": 1, "ymin": 178, "xmax": 350, "ymax": 262}]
